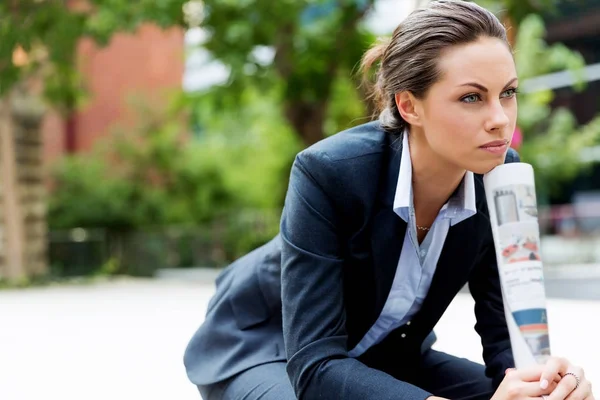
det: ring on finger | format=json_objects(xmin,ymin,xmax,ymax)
[{"xmin": 562, "ymin": 372, "xmax": 581, "ymax": 391}]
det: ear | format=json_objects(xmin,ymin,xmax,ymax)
[{"xmin": 395, "ymin": 92, "xmax": 422, "ymax": 127}]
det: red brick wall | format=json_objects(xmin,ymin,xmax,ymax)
[{"xmin": 42, "ymin": 24, "xmax": 184, "ymax": 167}]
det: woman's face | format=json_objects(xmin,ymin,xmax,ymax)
[{"xmin": 412, "ymin": 36, "xmax": 518, "ymax": 175}]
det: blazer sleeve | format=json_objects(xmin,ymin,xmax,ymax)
[
  {"xmin": 468, "ymin": 149, "xmax": 521, "ymax": 388},
  {"xmin": 280, "ymin": 150, "xmax": 432, "ymax": 400},
  {"xmin": 468, "ymin": 238, "xmax": 514, "ymax": 389}
]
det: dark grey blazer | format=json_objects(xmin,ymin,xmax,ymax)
[{"xmin": 184, "ymin": 121, "xmax": 518, "ymax": 399}]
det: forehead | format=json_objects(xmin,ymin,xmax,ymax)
[{"xmin": 436, "ymin": 36, "xmax": 516, "ymax": 88}]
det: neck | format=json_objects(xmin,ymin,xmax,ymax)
[{"xmin": 407, "ymin": 129, "xmax": 466, "ymax": 225}]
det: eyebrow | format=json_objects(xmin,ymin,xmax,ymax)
[{"xmin": 459, "ymin": 78, "xmax": 518, "ymax": 92}]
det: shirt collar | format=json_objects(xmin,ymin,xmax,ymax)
[{"xmin": 392, "ymin": 131, "xmax": 477, "ymax": 225}]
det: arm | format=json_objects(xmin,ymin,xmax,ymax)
[
  {"xmin": 281, "ymin": 151, "xmax": 432, "ymax": 400},
  {"xmin": 468, "ymin": 231, "xmax": 514, "ymax": 389}
]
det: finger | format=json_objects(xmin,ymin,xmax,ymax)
[
  {"xmin": 543, "ymin": 379, "xmax": 560, "ymax": 395},
  {"xmin": 514, "ymin": 364, "xmax": 545, "ymax": 381},
  {"xmin": 565, "ymin": 378, "xmax": 592, "ymax": 400},
  {"xmin": 512, "ymin": 378, "xmax": 560, "ymax": 398},
  {"xmin": 541, "ymin": 357, "xmax": 570, "ymax": 389},
  {"xmin": 548, "ymin": 374, "xmax": 579, "ymax": 400},
  {"xmin": 516, "ymin": 381, "xmax": 559, "ymax": 397}
]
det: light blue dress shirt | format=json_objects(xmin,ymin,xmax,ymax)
[{"xmin": 348, "ymin": 132, "xmax": 477, "ymax": 357}]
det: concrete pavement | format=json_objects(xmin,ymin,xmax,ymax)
[
  {"xmin": 0, "ymin": 278, "xmax": 597, "ymax": 400},
  {"xmin": 545, "ymin": 278, "xmax": 600, "ymax": 300}
]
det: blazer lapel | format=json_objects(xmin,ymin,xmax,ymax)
[{"xmin": 370, "ymin": 134, "xmax": 406, "ymax": 318}]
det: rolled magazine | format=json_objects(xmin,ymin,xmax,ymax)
[{"xmin": 483, "ymin": 162, "xmax": 551, "ymax": 368}]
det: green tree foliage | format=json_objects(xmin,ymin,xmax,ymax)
[
  {"xmin": 475, "ymin": 0, "xmax": 559, "ymax": 24},
  {"xmin": 49, "ymin": 99, "xmax": 234, "ymax": 230},
  {"xmin": 513, "ymin": 15, "xmax": 600, "ymax": 197},
  {"xmin": 1, "ymin": 0, "xmax": 373, "ymax": 144},
  {"xmin": 200, "ymin": 0, "xmax": 374, "ymax": 145},
  {"xmin": 47, "ymin": 88, "xmax": 299, "ymax": 263}
]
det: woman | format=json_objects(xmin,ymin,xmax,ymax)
[{"xmin": 184, "ymin": 1, "xmax": 594, "ymax": 399}]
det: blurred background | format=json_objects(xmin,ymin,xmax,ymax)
[{"xmin": 1, "ymin": 1, "xmax": 599, "ymax": 399}]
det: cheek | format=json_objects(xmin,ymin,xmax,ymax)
[
  {"xmin": 508, "ymin": 102, "xmax": 518, "ymax": 127},
  {"xmin": 502, "ymin": 101, "xmax": 519, "ymax": 140},
  {"xmin": 425, "ymin": 105, "xmax": 479, "ymax": 149}
]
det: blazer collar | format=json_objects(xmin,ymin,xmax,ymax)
[{"xmin": 381, "ymin": 130, "xmax": 402, "ymax": 208}]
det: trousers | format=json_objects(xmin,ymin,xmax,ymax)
[{"xmin": 198, "ymin": 349, "xmax": 495, "ymax": 400}]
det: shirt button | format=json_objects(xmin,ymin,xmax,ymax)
[
  {"xmin": 406, "ymin": 321, "xmax": 411, "ymax": 326},
  {"xmin": 401, "ymin": 333, "xmax": 407, "ymax": 338}
]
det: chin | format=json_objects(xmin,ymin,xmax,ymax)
[{"xmin": 469, "ymin": 159, "xmax": 505, "ymax": 175}]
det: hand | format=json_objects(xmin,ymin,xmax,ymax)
[
  {"xmin": 491, "ymin": 365, "xmax": 559, "ymax": 400},
  {"xmin": 539, "ymin": 357, "xmax": 594, "ymax": 400}
]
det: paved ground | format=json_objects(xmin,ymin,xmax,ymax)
[
  {"xmin": 545, "ymin": 278, "xmax": 600, "ymax": 300},
  {"xmin": 1, "ymin": 278, "xmax": 598, "ymax": 400}
]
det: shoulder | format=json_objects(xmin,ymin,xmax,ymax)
[
  {"xmin": 504, "ymin": 148, "xmax": 520, "ymax": 163},
  {"xmin": 292, "ymin": 121, "xmax": 392, "ymax": 199},
  {"xmin": 289, "ymin": 121, "xmax": 392, "ymax": 221},
  {"xmin": 297, "ymin": 121, "xmax": 389, "ymax": 165}
]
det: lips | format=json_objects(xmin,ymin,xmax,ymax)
[
  {"xmin": 479, "ymin": 139, "xmax": 509, "ymax": 155},
  {"xmin": 480, "ymin": 139, "xmax": 509, "ymax": 148}
]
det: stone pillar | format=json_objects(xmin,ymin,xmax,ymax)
[
  {"xmin": 0, "ymin": 94, "xmax": 24, "ymax": 281},
  {"xmin": 0, "ymin": 88, "xmax": 47, "ymax": 281}
]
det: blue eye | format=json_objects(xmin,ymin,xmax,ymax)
[
  {"xmin": 501, "ymin": 87, "xmax": 519, "ymax": 98},
  {"xmin": 461, "ymin": 94, "xmax": 480, "ymax": 103}
]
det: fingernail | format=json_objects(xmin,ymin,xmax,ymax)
[{"xmin": 540, "ymin": 379, "xmax": 549, "ymax": 389}]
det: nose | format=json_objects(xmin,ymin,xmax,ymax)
[{"xmin": 484, "ymin": 100, "xmax": 510, "ymax": 132}]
